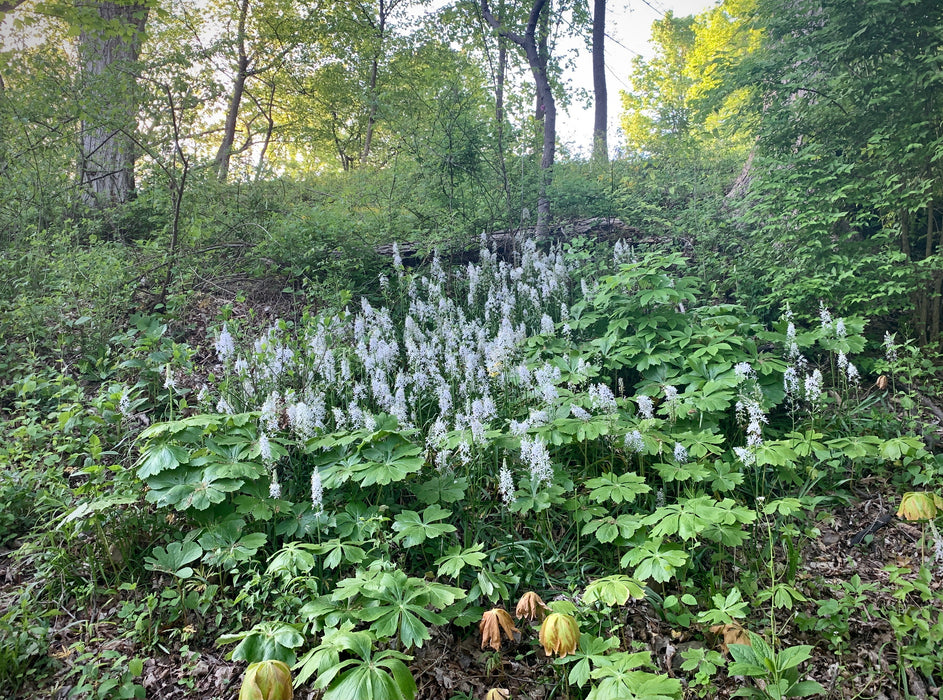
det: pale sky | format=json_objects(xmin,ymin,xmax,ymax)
[{"xmin": 560, "ymin": 0, "xmax": 718, "ymax": 155}]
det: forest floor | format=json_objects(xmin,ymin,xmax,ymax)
[
  {"xmin": 3, "ymin": 475, "xmax": 939, "ymax": 699},
  {"xmin": 3, "ymin": 279, "xmax": 942, "ymax": 700}
]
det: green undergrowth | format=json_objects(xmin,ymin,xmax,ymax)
[{"xmin": 1, "ymin": 238, "xmax": 942, "ymax": 699}]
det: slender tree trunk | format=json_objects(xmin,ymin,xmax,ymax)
[
  {"xmin": 481, "ymin": 0, "xmax": 555, "ymax": 236},
  {"xmin": 254, "ymin": 81, "xmax": 277, "ymax": 181},
  {"xmin": 215, "ymin": 0, "xmax": 251, "ymax": 181},
  {"xmin": 360, "ymin": 1, "xmax": 386, "ymax": 165},
  {"xmin": 901, "ymin": 208, "xmax": 911, "ymax": 259},
  {"xmin": 925, "ymin": 200, "xmax": 935, "ymax": 259},
  {"xmin": 78, "ymin": 1, "xmax": 148, "ymax": 209},
  {"xmin": 591, "ymin": 0, "xmax": 608, "ymax": 167},
  {"xmin": 495, "ymin": 41, "xmax": 513, "ymax": 215},
  {"xmin": 360, "ymin": 56, "xmax": 380, "ymax": 164}
]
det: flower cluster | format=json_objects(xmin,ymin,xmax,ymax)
[{"xmin": 196, "ymin": 240, "xmax": 573, "ymax": 510}]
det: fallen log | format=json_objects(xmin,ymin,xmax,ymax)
[{"xmin": 375, "ymin": 217, "xmax": 647, "ymax": 266}]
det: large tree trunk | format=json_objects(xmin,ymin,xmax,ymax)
[
  {"xmin": 591, "ymin": 0, "xmax": 607, "ymax": 167},
  {"xmin": 481, "ymin": 0, "xmax": 555, "ymax": 236},
  {"xmin": 78, "ymin": 1, "xmax": 148, "ymax": 209}
]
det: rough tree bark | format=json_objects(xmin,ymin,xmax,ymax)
[
  {"xmin": 480, "ymin": 0, "xmax": 556, "ymax": 237},
  {"xmin": 591, "ymin": 0, "xmax": 607, "ymax": 167},
  {"xmin": 78, "ymin": 0, "xmax": 149, "ymax": 209}
]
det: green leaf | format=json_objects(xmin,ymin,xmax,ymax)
[
  {"xmin": 583, "ymin": 575, "xmax": 646, "ymax": 607},
  {"xmin": 585, "ymin": 472, "xmax": 651, "ymax": 504},
  {"xmin": 220, "ymin": 621, "xmax": 304, "ymax": 665},
  {"xmin": 143, "ymin": 540, "xmax": 202, "ymax": 579},
  {"xmin": 776, "ymin": 644, "xmax": 813, "ymax": 671},
  {"xmin": 435, "ymin": 544, "xmax": 486, "ymax": 580},
  {"xmin": 136, "ymin": 443, "xmax": 189, "ymax": 478},
  {"xmin": 392, "ymin": 505, "xmax": 456, "ymax": 547},
  {"xmin": 412, "ymin": 475, "xmax": 468, "ymax": 504}
]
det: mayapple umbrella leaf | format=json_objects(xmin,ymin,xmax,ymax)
[
  {"xmin": 239, "ymin": 660, "xmax": 293, "ymax": 700},
  {"xmin": 538, "ymin": 613, "xmax": 579, "ymax": 658},
  {"xmin": 480, "ymin": 608, "xmax": 519, "ymax": 651}
]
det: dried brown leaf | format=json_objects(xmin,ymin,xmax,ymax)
[
  {"xmin": 479, "ymin": 608, "xmax": 518, "ymax": 651},
  {"xmin": 515, "ymin": 591, "xmax": 548, "ymax": 621},
  {"xmin": 709, "ymin": 622, "xmax": 750, "ymax": 654}
]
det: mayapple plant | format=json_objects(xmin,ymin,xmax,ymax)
[
  {"xmin": 239, "ymin": 659, "xmax": 293, "ymax": 700},
  {"xmin": 539, "ymin": 613, "xmax": 580, "ymax": 658}
]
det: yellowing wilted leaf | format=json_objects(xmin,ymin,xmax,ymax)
[
  {"xmin": 897, "ymin": 492, "xmax": 940, "ymax": 521},
  {"xmin": 485, "ymin": 689, "xmax": 510, "ymax": 700},
  {"xmin": 538, "ymin": 613, "xmax": 579, "ymax": 658}
]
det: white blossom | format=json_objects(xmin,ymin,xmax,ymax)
[
  {"xmin": 258, "ymin": 432, "xmax": 273, "ymax": 464},
  {"xmin": 625, "ymin": 430, "xmax": 644, "ymax": 453},
  {"xmin": 215, "ymin": 324, "xmax": 235, "ymax": 364},
  {"xmin": 589, "ymin": 383, "xmax": 617, "ymax": 413},
  {"xmin": 570, "ymin": 404, "xmax": 592, "ymax": 420},
  {"xmin": 637, "ymin": 395, "xmax": 654, "ymax": 420},
  {"xmin": 498, "ymin": 460, "xmax": 516, "ymax": 506},
  {"xmin": 804, "ymin": 369, "xmax": 824, "ymax": 407},
  {"xmin": 521, "ymin": 435, "xmax": 553, "ymax": 487},
  {"xmin": 310, "ymin": 468, "xmax": 324, "ymax": 514}
]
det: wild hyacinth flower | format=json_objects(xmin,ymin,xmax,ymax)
[
  {"xmin": 498, "ymin": 460, "xmax": 516, "ymax": 506},
  {"xmin": 847, "ymin": 362, "xmax": 860, "ymax": 384},
  {"xmin": 804, "ymin": 369, "xmax": 824, "ymax": 407},
  {"xmin": 540, "ymin": 313, "xmax": 555, "ymax": 336},
  {"xmin": 783, "ymin": 367, "xmax": 801, "ymax": 398},
  {"xmin": 570, "ymin": 404, "xmax": 591, "ymax": 421},
  {"xmin": 819, "ymin": 302, "xmax": 833, "ymax": 332},
  {"xmin": 269, "ymin": 473, "xmax": 282, "ymax": 500},
  {"xmin": 216, "ymin": 397, "xmax": 234, "ymax": 414},
  {"xmin": 837, "ymin": 351, "xmax": 848, "ymax": 371},
  {"xmin": 215, "ymin": 324, "xmax": 235, "ymax": 364},
  {"xmin": 521, "ymin": 435, "xmax": 553, "ymax": 487},
  {"xmin": 258, "ymin": 432, "xmax": 273, "ymax": 464},
  {"xmin": 734, "ymin": 362, "xmax": 754, "ymax": 381},
  {"xmin": 310, "ymin": 468, "xmax": 324, "ymax": 514},
  {"xmin": 589, "ymin": 383, "xmax": 617, "ymax": 413},
  {"xmin": 884, "ymin": 332, "xmax": 898, "ymax": 362},
  {"xmin": 118, "ymin": 387, "xmax": 132, "ymax": 417},
  {"xmin": 637, "ymin": 395, "xmax": 654, "ymax": 420},
  {"xmin": 834, "ymin": 318, "xmax": 846, "ymax": 339},
  {"xmin": 534, "ymin": 363, "xmax": 561, "ymax": 405},
  {"xmin": 673, "ymin": 442, "xmax": 688, "ymax": 463},
  {"xmin": 260, "ymin": 392, "xmax": 280, "ymax": 432},
  {"xmin": 163, "ymin": 365, "xmax": 176, "ymax": 390},
  {"xmin": 625, "ymin": 430, "xmax": 645, "ymax": 453},
  {"xmin": 733, "ymin": 445, "xmax": 756, "ymax": 466}
]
